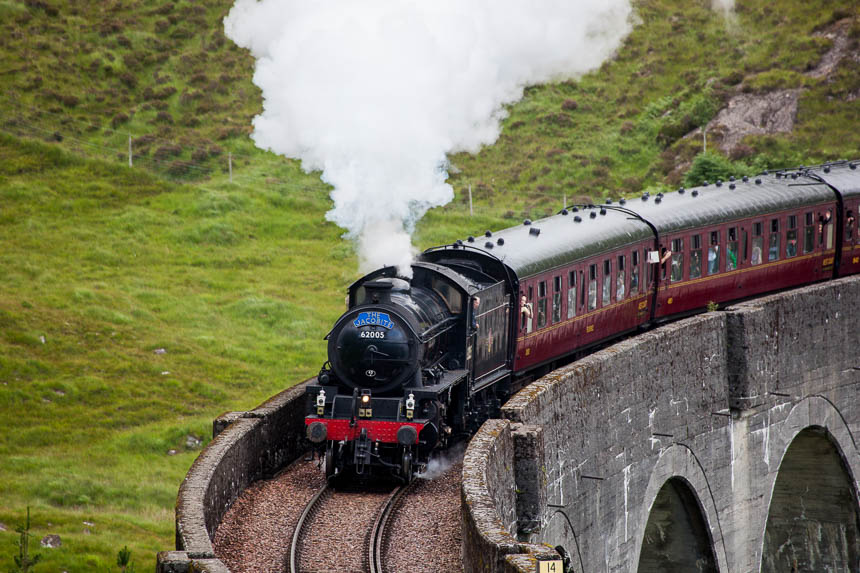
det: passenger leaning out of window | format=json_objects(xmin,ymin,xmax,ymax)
[{"xmin": 520, "ymin": 294, "xmax": 532, "ymax": 330}]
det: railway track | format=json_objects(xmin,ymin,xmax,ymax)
[{"xmin": 290, "ymin": 481, "xmax": 415, "ymax": 573}]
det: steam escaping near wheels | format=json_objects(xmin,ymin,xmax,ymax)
[{"xmin": 224, "ymin": 0, "xmax": 633, "ymax": 276}]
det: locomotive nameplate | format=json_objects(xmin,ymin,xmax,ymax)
[
  {"xmin": 353, "ymin": 311, "xmax": 394, "ymax": 329},
  {"xmin": 537, "ymin": 560, "xmax": 563, "ymax": 573}
]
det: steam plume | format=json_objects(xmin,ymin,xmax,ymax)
[{"xmin": 225, "ymin": 0, "xmax": 633, "ymax": 275}]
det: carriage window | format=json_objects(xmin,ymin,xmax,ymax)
[
  {"xmin": 631, "ymin": 251, "xmax": 640, "ymax": 294},
  {"xmin": 824, "ymin": 210, "xmax": 834, "ymax": 249},
  {"xmin": 751, "ymin": 222, "xmax": 763, "ymax": 265},
  {"xmin": 588, "ymin": 264, "xmax": 598, "ymax": 311},
  {"xmin": 602, "ymin": 260, "xmax": 612, "ymax": 306},
  {"xmin": 537, "ymin": 281, "xmax": 547, "ymax": 328},
  {"xmin": 768, "ymin": 219, "xmax": 780, "ymax": 261},
  {"xmin": 567, "ymin": 271, "xmax": 577, "ymax": 319},
  {"xmin": 707, "ymin": 231, "xmax": 720, "ymax": 275},
  {"xmin": 552, "ymin": 276, "xmax": 562, "ymax": 324},
  {"xmin": 727, "ymin": 227, "xmax": 738, "ymax": 271},
  {"xmin": 846, "ymin": 210, "xmax": 855, "ymax": 241},
  {"xmin": 804, "ymin": 212, "xmax": 815, "ymax": 254},
  {"xmin": 689, "ymin": 234, "xmax": 702, "ymax": 279},
  {"xmin": 647, "ymin": 248, "xmax": 657, "ymax": 284},
  {"xmin": 616, "ymin": 255, "xmax": 626, "ymax": 300},
  {"xmin": 786, "ymin": 229, "xmax": 798, "ymax": 257},
  {"xmin": 670, "ymin": 238, "xmax": 683, "ymax": 283}
]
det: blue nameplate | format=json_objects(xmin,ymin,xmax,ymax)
[{"xmin": 353, "ymin": 311, "xmax": 394, "ymax": 329}]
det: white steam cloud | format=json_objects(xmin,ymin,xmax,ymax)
[{"xmin": 225, "ymin": 0, "xmax": 633, "ymax": 275}]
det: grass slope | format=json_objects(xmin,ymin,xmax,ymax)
[{"xmin": 0, "ymin": 0, "xmax": 857, "ymax": 569}]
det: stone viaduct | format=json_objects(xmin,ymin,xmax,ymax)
[
  {"xmin": 157, "ymin": 275, "xmax": 860, "ymax": 573},
  {"xmin": 463, "ymin": 275, "xmax": 860, "ymax": 573}
]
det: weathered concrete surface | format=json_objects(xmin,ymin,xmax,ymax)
[
  {"xmin": 462, "ymin": 275, "xmax": 860, "ymax": 573},
  {"xmin": 157, "ymin": 380, "xmax": 312, "ymax": 573}
]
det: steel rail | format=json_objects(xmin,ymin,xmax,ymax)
[
  {"xmin": 368, "ymin": 482, "xmax": 415, "ymax": 573},
  {"xmin": 289, "ymin": 483, "xmax": 330, "ymax": 573}
]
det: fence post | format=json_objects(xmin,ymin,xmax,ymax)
[
  {"xmin": 469, "ymin": 183, "xmax": 473, "ymax": 217},
  {"xmin": 128, "ymin": 134, "xmax": 132, "ymax": 167},
  {"xmin": 228, "ymin": 151, "xmax": 233, "ymax": 183}
]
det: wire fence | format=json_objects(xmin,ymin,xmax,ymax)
[
  {"xmin": 0, "ymin": 95, "xmax": 291, "ymax": 188},
  {"xmin": 0, "ymin": 97, "xmax": 566, "ymax": 219}
]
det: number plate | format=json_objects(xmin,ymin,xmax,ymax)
[{"xmin": 360, "ymin": 331, "xmax": 385, "ymax": 339}]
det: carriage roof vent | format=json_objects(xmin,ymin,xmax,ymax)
[
  {"xmin": 485, "ymin": 230, "xmax": 492, "ymax": 237},
  {"xmin": 574, "ymin": 215, "xmax": 582, "ymax": 222},
  {"xmin": 619, "ymin": 198, "xmax": 627, "ymax": 205},
  {"xmin": 590, "ymin": 211, "xmax": 597, "ymax": 219},
  {"xmin": 485, "ymin": 241, "xmax": 494, "ymax": 249},
  {"xmin": 497, "ymin": 237, "xmax": 505, "ymax": 246},
  {"xmin": 467, "ymin": 236, "xmax": 475, "ymax": 242},
  {"xmin": 529, "ymin": 227, "xmax": 541, "ymax": 236},
  {"xmin": 523, "ymin": 219, "xmax": 532, "ymax": 225}
]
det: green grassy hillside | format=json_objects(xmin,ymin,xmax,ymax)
[{"xmin": 0, "ymin": 0, "xmax": 857, "ymax": 570}]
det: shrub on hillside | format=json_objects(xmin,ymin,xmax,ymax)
[{"xmin": 683, "ymin": 152, "xmax": 742, "ymax": 187}]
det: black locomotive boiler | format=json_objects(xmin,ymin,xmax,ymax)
[{"xmin": 305, "ymin": 160, "xmax": 860, "ymax": 481}]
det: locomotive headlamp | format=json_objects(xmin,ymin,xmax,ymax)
[
  {"xmin": 359, "ymin": 390, "xmax": 372, "ymax": 418},
  {"xmin": 405, "ymin": 393, "xmax": 415, "ymax": 420},
  {"xmin": 316, "ymin": 389, "xmax": 326, "ymax": 416}
]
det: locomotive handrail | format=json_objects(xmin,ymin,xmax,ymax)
[{"xmin": 418, "ymin": 315, "xmax": 459, "ymax": 343}]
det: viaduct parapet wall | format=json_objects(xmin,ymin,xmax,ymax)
[
  {"xmin": 156, "ymin": 380, "xmax": 311, "ymax": 573},
  {"xmin": 461, "ymin": 275, "xmax": 860, "ymax": 573}
]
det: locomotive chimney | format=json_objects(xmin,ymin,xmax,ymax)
[{"xmin": 363, "ymin": 281, "xmax": 394, "ymax": 304}]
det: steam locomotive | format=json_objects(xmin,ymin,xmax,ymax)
[{"xmin": 305, "ymin": 160, "xmax": 860, "ymax": 481}]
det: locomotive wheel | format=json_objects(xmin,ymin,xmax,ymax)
[
  {"xmin": 324, "ymin": 443, "xmax": 336, "ymax": 479},
  {"xmin": 401, "ymin": 450, "xmax": 413, "ymax": 482}
]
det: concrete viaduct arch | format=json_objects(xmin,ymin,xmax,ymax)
[{"xmin": 461, "ymin": 275, "xmax": 860, "ymax": 573}]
